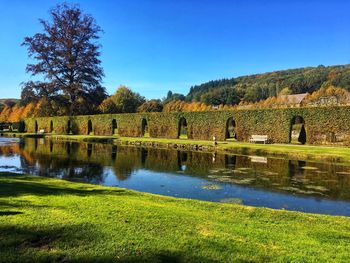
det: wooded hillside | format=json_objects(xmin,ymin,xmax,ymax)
[{"xmin": 187, "ymin": 64, "xmax": 350, "ymax": 104}]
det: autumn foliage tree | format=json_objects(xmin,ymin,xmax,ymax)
[
  {"xmin": 303, "ymin": 86, "xmax": 348, "ymax": 104},
  {"xmin": 137, "ymin": 99, "xmax": 163, "ymax": 112},
  {"xmin": 163, "ymin": 100, "xmax": 213, "ymax": 112},
  {"xmin": 21, "ymin": 3, "xmax": 106, "ymax": 115},
  {"xmin": 99, "ymin": 86, "xmax": 145, "ymax": 113}
]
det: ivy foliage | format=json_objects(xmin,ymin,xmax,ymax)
[{"xmin": 24, "ymin": 106, "xmax": 350, "ymax": 145}]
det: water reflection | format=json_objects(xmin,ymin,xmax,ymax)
[{"xmin": 1, "ymin": 137, "xmax": 350, "ymax": 216}]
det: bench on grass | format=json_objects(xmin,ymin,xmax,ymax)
[
  {"xmin": 249, "ymin": 135, "xmax": 269, "ymax": 144},
  {"xmin": 38, "ymin": 129, "xmax": 45, "ymax": 134}
]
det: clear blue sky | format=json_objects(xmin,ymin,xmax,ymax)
[{"xmin": 0, "ymin": 0, "xmax": 349, "ymax": 99}]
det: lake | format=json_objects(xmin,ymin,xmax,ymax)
[{"xmin": 1, "ymin": 137, "xmax": 350, "ymax": 216}]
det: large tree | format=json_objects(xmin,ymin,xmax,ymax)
[{"xmin": 22, "ymin": 3, "xmax": 106, "ymax": 115}]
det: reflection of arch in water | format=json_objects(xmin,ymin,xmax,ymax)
[
  {"xmin": 178, "ymin": 117, "xmax": 188, "ymax": 139},
  {"xmin": 111, "ymin": 146, "xmax": 117, "ymax": 161},
  {"xmin": 34, "ymin": 138, "xmax": 38, "ymax": 151},
  {"xmin": 225, "ymin": 117, "xmax": 237, "ymax": 140},
  {"xmin": 287, "ymin": 160, "xmax": 306, "ymax": 178},
  {"xmin": 35, "ymin": 121, "xmax": 38, "ymax": 133},
  {"xmin": 50, "ymin": 141, "xmax": 54, "ymax": 153},
  {"xmin": 141, "ymin": 118, "xmax": 149, "ymax": 137},
  {"xmin": 87, "ymin": 120, "xmax": 93, "ymax": 135},
  {"xmin": 19, "ymin": 139, "xmax": 25, "ymax": 150},
  {"xmin": 290, "ymin": 116, "xmax": 306, "ymax": 144},
  {"xmin": 50, "ymin": 120, "xmax": 54, "ymax": 133},
  {"xmin": 177, "ymin": 151, "xmax": 188, "ymax": 171},
  {"xmin": 141, "ymin": 148, "xmax": 148, "ymax": 165},
  {"xmin": 225, "ymin": 155, "xmax": 236, "ymax": 168},
  {"xmin": 112, "ymin": 119, "xmax": 118, "ymax": 135},
  {"xmin": 66, "ymin": 142, "xmax": 71, "ymax": 155},
  {"xmin": 67, "ymin": 120, "xmax": 72, "ymax": 134},
  {"xmin": 87, "ymin": 143, "xmax": 93, "ymax": 158}
]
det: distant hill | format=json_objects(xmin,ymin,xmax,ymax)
[
  {"xmin": 0, "ymin": 98, "xmax": 19, "ymax": 105},
  {"xmin": 0, "ymin": 99, "xmax": 20, "ymax": 112},
  {"xmin": 186, "ymin": 64, "xmax": 350, "ymax": 105}
]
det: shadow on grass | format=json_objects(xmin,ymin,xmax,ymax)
[
  {"xmin": 0, "ymin": 173, "xmax": 133, "ymax": 199},
  {"xmin": 0, "ymin": 224, "xmax": 221, "ymax": 263},
  {"xmin": 0, "ymin": 224, "xmax": 98, "ymax": 262},
  {"xmin": 0, "ymin": 211, "xmax": 23, "ymax": 216}
]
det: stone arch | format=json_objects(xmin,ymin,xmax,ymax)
[
  {"xmin": 141, "ymin": 118, "xmax": 149, "ymax": 137},
  {"xmin": 87, "ymin": 143, "xmax": 93, "ymax": 158},
  {"xmin": 290, "ymin": 116, "xmax": 306, "ymax": 144},
  {"xmin": 112, "ymin": 119, "xmax": 118, "ymax": 135},
  {"xmin": 19, "ymin": 121, "xmax": 26, "ymax": 133},
  {"xmin": 87, "ymin": 119, "xmax": 93, "ymax": 135},
  {"xmin": 50, "ymin": 120, "xmax": 54, "ymax": 133},
  {"xmin": 178, "ymin": 117, "xmax": 188, "ymax": 139},
  {"xmin": 225, "ymin": 117, "xmax": 237, "ymax": 140}
]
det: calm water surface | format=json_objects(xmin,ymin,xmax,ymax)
[{"xmin": 1, "ymin": 137, "xmax": 350, "ymax": 216}]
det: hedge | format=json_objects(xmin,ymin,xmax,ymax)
[{"xmin": 22, "ymin": 105, "xmax": 350, "ymax": 145}]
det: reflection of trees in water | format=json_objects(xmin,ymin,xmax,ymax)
[
  {"xmin": 110, "ymin": 146, "xmax": 143, "ymax": 180},
  {"xmin": 61, "ymin": 163, "xmax": 105, "ymax": 184},
  {"xmin": 29, "ymin": 154, "xmax": 105, "ymax": 184},
  {"xmin": 12, "ymin": 138, "xmax": 350, "ymax": 200},
  {"xmin": 17, "ymin": 139, "xmax": 106, "ymax": 183},
  {"xmin": 19, "ymin": 155, "xmax": 38, "ymax": 174},
  {"xmin": 287, "ymin": 160, "xmax": 306, "ymax": 178}
]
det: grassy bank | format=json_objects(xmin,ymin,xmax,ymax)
[
  {"xmin": 1, "ymin": 132, "xmax": 118, "ymax": 143},
  {"xmin": 0, "ymin": 173, "xmax": 350, "ymax": 262},
  {"xmin": 118, "ymin": 136, "xmax": 350, "ymax": 163}
]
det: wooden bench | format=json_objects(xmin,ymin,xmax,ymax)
[
  {"xmin": 38, "ymin": 129, "xmax": 45, "ymax": 134},
  {"xmin": 249, "ymin": 135, "xmax": 269, "ymax": 144}
]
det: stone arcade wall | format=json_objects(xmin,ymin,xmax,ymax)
[{"xmin": 22, "ymin": 106, "xmax": 350, "ymax": 145}]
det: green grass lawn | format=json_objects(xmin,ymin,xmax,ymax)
[{"xmin": 0, "ymin": 173, "xmax": 350, "ymax": 262}]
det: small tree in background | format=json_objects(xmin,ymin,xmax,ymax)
[
  {"xmin": 98, "ymin": 97, "xmax": 119, "ymax": 114},
  {"xmin": 110, "ymin": 86, "xmax": 145, "ymax": 113},
  {"xmin": 137, "ymin": 99, "xmax": 163, "ymax": 112},
  {"xmin": 99, "ymin": 86, "xmax": 145, "ymax": 113}
]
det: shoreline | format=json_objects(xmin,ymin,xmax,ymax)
[{"xmin": 2, "ymin": 132, "xmax": 350, "ymax": 164}]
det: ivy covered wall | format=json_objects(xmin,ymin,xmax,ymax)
[{"xmin": 23, "ymin": 106, "xmax": 350, "ymax": 145}]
